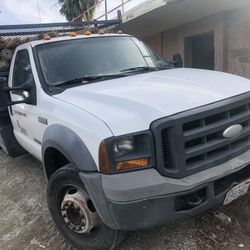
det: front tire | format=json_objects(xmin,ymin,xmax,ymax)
[{"xmin": 47, "ymin": 165, "xmax": 125, "ymax": 250}]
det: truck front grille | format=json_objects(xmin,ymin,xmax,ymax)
[{"xmin": 152, "ymin": 93, "xmax": 250, "ymax": 178}]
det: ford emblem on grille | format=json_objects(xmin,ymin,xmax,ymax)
[{"xmin": 222, "ymin": 124, "xmax": 243, "ymax": 139}]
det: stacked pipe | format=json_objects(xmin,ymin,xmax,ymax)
[
  {"xmin": 0, "ymin": 34, "xmax": 50, "ymax": 73},
  {"xmin": 0, "ymin": 30, "xmax": 97, "ymax": 72},
  {"xmin": 0, "ymin": 37, "xmax": 23, "ymax": 72}
]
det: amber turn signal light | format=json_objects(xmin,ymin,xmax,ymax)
[
  {"xmin": 116, "ymin": 158, "xmax": 149, "ymax": 171},
  {"xmin": 99, "ymin": 141, "xmax": 150, "ymax": 174},
  {"xmin": 99, "ymin": 141, "xmax": 111, "ymax": 174}
]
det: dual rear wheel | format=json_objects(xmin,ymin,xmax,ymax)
[{"xmin": 47, "ymin": 165, "xmax": 125, "ymax": 250}]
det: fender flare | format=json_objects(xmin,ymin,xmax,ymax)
[{"xmin": 42, "ymin": 124, "xmax": 97, "ymax": 176}]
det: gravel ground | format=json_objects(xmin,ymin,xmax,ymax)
[{"xmin": 0, "ymin": 149, "xmax": 250, "ymax": 250}]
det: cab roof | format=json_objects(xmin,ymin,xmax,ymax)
[{"xmin": 28, "ymin": 33, "xmax": 130, "ymax": 48}]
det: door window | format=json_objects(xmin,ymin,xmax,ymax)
[{"xmin": 13, "ymin": 50, "xmax": 34, "ymax": 87}]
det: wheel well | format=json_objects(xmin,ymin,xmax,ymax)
[{"xmin": 44, "ymin": 147, "xmax": 70, "ymax": 179}]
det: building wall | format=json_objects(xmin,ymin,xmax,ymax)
[
  {"xmin": 142, "ymin": 5, "xmax": 250, "ymax": 78},
  {"xmin": 143, "ymin": 32, "xmax": 162, "ymax": 55},
  {"xmin": 224, "ymin": 7, "xmax": 250, "ymax": 78},
  {"xmin": 143, "ymin": 33, "xmax": 162, "ymax": 55}
]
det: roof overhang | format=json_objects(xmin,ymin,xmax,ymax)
[{"xmin": 122, "ymin": 0, "xmax": 250, "ymax": 37}]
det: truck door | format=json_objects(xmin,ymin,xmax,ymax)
[{"xmin": 9, "ymin": 48, "xmax": 40, "ymax": 158}]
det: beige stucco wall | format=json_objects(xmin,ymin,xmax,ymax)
[
  {"xmin": 142, "ymin": 5, "xmax": 250, "ymax": 78},
  {"xmin": 224, "ymin": 7, "xmax": 250, "ymax": 78},
  {"xmin": 143, "ymin": 33, "xmax": 162, "ymax": 55},
  {"xmin": 143, "ymin": 13, "xmax": 224, "ymax": 71},
  {"xmin": 164, "ymin": 13, "xmax": 224, "ymax": 71}
]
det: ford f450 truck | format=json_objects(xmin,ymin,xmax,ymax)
[{"xmin": 1, "ymin": 29, "xmax": 250, "ymax": 250}]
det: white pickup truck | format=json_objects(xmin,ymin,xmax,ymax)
[{"xmin": 1, "ymin": 33, "xmax": 250, "ymax": 250}]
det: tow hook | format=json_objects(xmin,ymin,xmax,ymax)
[{"xmin": 186, "ymin": 195, "xmax": 202, "ymax": 207}]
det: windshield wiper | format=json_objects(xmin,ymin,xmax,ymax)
[
  {"xmin": 120, "ymin": 66, "xmax": 157, "ymax": 73},
  {"xmin": 54, "ymin": 66, "xmax": 165, "ymax": 88},
  {"xmin": 156, "ymin": 65, "xmax": 173, "ymax": 70},
  {"xmin": 55, "ymin": 74, "xmax": 128, "ymax": 87}
]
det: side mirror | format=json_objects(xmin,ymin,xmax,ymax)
[
  {"xmin": 0, "ymin": 77, "xmax": 35, "ymax": 107},
  {"xmin": 172, "ymin": 54, "xmax": 183, "ymax": 68}
]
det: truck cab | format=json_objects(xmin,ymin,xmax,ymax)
[{"xmin": 1, "ymin": 32, "xmax": 250, "ymax": 250}]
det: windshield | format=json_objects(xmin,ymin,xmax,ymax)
[{"xmin": 36, "ymin": 36, "xmax": 171, "ymax": 87}]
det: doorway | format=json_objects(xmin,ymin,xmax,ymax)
[{"xmin": 185, "ymin": 31, "xmax": 215, "ymax": 70}]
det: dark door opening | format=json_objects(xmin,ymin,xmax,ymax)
[{"xmin": 185, "ymin": 32, "xmax": 215, "ymax": 70}]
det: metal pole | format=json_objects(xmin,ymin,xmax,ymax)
[
  {"xmin": 104, "ymin": 0, "xmax": 108, "ymax": 20},
  {"xmin": 37, "ymin": 1, "xmax": 42, "ymax": 23},
  {"xmin": 121, "ymin": 0, "xmax": 125, "ymax": 13}
]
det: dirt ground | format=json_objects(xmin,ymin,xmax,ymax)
[{"xmin": 0, "ymin": 149, "xmax": 250, "ymax": 250}]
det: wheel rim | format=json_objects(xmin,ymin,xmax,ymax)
[{"xmin": 60, "ymin": 186, "xmax": 100, "ymax": 234}]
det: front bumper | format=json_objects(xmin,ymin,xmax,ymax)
[{"xmin": 80, "ymin": 150, "xmax": 250, "ymax": 231}]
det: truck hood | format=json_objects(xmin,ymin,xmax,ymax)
[{"xmin": 55, "ymin": 68, "xmax": 250, "ymax": 135}]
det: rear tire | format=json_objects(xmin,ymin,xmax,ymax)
[{"xmin": 47, "ymin": 165, "xmax": 126, "ymax": 250}]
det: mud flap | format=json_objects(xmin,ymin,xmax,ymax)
[{"xmin": 0, "ymin": 117, "xmax": 26, "ymax": 157}]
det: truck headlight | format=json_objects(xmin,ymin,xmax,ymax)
[
  {"xmin": 99, "ymin": 132, "xmax": 154, "ymax": 174},
  {"xmin": 114, "ymin": 137, "xmax": 135, "ymax": 157}
]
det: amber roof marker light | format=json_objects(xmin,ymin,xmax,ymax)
[
  {"xmin": 70, "ymin": 32, "xmax": 77, "ymax": 37},
  {"xmin": 43, "ymin": 34, "xmax": 51, "ymax": 40},
  {"xmin": 84, "ymin": 31, "xmax": 92, "ymax": 36}
]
